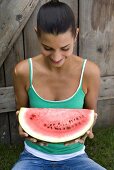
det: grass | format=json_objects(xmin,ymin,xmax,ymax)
[
  {"xmin": 0, "ymin": 127, "xmax": 113, "ymax": 170},
  {"xmin": 85, "ymin": 127, "xmax": 114, "ymax": 170}
]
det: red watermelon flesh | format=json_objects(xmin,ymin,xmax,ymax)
[{"xmin": 18, "ymin": 108, "xmax": 94, "ymax": 143}]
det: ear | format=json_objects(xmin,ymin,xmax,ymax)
[
  {"xmin": 34, "ymin": 26, "xmax": 41, "ymax": 38},
  {"xmin": 74, "ymin": 28, "xmax": 79, "ymax": 42},
  {"xmin": 76, "ymin": 28, "xmax": 79, "ymax": 37},
  {"xmin": 34, "ymin": 27, "xmax": 38, "ymax": 34}
]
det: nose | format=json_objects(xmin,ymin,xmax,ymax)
[{"xmin": 51, "ymin": 50, "xmax": 62, "ymax": 61}]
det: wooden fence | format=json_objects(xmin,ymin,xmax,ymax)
[{"xmin": 0, "ymin": 0, "xmax": 114, "ymax": 144}]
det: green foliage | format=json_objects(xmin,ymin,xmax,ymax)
[{"xmin": 0, "ymin": 127, "xmax": 113, "ymax": 170}]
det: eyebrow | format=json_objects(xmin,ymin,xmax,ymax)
[{"xmin": 41, "ymin": 43, "xmax": 70, "ymax": 48}]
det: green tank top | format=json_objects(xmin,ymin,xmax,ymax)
[{"xmin": 25, "ymin": 58, "xmax": 87, "ymax": 155}]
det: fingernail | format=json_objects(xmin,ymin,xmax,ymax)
[
  {"xmin": 79, "ymin": 140, "xmax": 84, "ymax": 144},
  {"xmin": 25, "ymin": 134, "xmax": 28, "ymax": 137},
  {"xmin": 33, "ymin": 139, "xmax": 37, "ymax": 142},
  {"xmin": 75, "ymin": 139, "xmax": 79, "ymax": 143},
  {"xmin": 39, "ymin": 143, "xmax": 44, "ymax": 146},
  {"xmin": 64, "ymin": 143, "xmax": 68, "ymax": 146},
  {"xmin": 87, "ymin": 131, "xmax": 90, "ymax": 135}
]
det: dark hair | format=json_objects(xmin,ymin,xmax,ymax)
[{"xmin": 37, "ymin": 0, "xmax": 76, "ymax": 37}]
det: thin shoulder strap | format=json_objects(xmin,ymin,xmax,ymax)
[
  {"xmin": 28, "ymin": 58, "xmax": 33, "ymax": 86},
  {"xmin": 80, "ymin": 59, "xmax": 87, "ymax": 85}
]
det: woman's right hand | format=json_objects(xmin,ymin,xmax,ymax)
[{"xmin": 16, "ymin": 111, "xmax": 48, "ymax": 146}]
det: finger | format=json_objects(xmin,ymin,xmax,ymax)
[
  {"xmin": 18, "ymin": 125, "xmax": 28, "ymax": 137},
  {"xmin": 16, "ymin": 111, "xmax": 19, "ymax": 116},
  {"xmin": 93, "ymin": 112, "xmax": 98, "ymax": 126},
  {"xmin": 27, "ymin": 137, "xmax": 37, "ymax": 143},
  {"xmin": 38, "ymin": 141, "xmax": 48, "ymax": 146},
  {"xmin": 18, "ymin": 124, "xmax": 48, "ymax": 145},
  {"xmin": 94, "ymin": 112, "xmax": 98, "ymax": 118},
  {"xmin": 79, "ymin": 134, "xmax": 88, "ymax": 143},
  {"xmin": 28, "ymin": 138, "xmax": 48, "ymax": 146},
  {"xmin": 64, "ymin": 139, "xmax": 79, "ymax": 146},
  {"xmin": 87, "ymin": 130, "xmax": 94, "ymax": 139}
]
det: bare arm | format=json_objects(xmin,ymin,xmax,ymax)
[
  {"xmin": 13, "ymin": 60, "xmax": 47, "ymax": 145},
  {"xmin": 65, "ymin": 61, "xmax": 100, "ymax": 145},
  {"xmin": 13, "ymin": 60, "xmax": 31, "ymax": 138},
  {"xmin": 84, "ymin": 60, "xmax": 101, "ymax": 112},
  {"xmin": 82, "ymin": 61, "xmax": 100, "ymax": 139},
  {"xmin": 13, "ymin": 61, "xmax": 29, "ymax": 110}
]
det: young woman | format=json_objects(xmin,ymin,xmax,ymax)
[{"xmin": 12, "ymin": 0, "xmax": 106, "ymax": 169}]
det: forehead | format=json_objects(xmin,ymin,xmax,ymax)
[{"xmin": 39, "ymin": 30, "xmax": 74, "ymax": 47}]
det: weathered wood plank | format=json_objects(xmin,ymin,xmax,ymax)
[
  {"xmin": 99, "ymin": 76, "xmax": 114, "ymax": 100},
  {"xmin": 0, "ymin": 112, "xmax": 10, "ymax": 143},
  {"xmin": 0, "ymin": 0, "xmax": 40, "ymax": 68},
  {"xmin": 8, "ymin": 111, "xmax": 23, "ymax": 144},
  {"xmin": 0, "ymin": 65, "xmax": 10, "ymax": 144},
  {"xmin": 0, "ymin": 66, "xmax": 5, "ymax": 87},
  {"xmin": 4, "ymin": 34, "xmax": 24, "ymax": 85},
  {"xmin": 0, "ymin": 86, "xmax": 16, "ymax": 113},
  {"xmin": 97, "ymin": 98, "xmax": 114, "ymax": 127},
  {"xmin": 24, "ymin": 1, "xmax": 41, "ymax": 58},
  {"xmin": 79, "ymin": 0, "xmax": 114, "ymax": 76},
  {"xmin": 4, "ymin": 33, "xmax": 25, "ymax": 143}
]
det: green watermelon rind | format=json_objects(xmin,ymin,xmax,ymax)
[{"xmin": 18, "ymin": 107, "xmax": 95, "ymax": 143}]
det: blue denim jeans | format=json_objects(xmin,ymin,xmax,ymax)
[{"xmin": 12, "ymin": 149, "xmax": 106, "ymax": 170}]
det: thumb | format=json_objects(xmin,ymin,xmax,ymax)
[{"xmin": 87, "ymin": 130, "xmax": 94, "ymax": 139}]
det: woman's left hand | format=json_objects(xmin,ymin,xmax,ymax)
[{"xmin": 64, "ymin": 112, "xmax": 97, "ymax": 146}]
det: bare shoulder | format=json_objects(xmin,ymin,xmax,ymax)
[
  {"xmin": 13, "ymin": 59, "xmax": 29, "ymax": 79},
  {"xmin": 85, "ymin": 60, "xmax": 101, "ymax": 79}
]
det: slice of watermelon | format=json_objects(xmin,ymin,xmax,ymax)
[{"xmin": 18, "ymin": 108, "xmax": 94, "ymax": 143}]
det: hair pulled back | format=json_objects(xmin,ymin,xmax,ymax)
[{"xmin": 37, "ymin": 0, "xmax": 76, "ymax": 37}]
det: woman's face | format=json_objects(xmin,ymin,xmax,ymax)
[{"xmin": 39, "ymin": 30, "xmax": 76, "ymax": 67}]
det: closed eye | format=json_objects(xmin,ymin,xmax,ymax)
[
  {"xmin": 43, "ymin": 46, "xmax": 53, "ymax": 51},
  {"xmin": 61, "ymin": 48, "xmax": 69, "ymax": 51},
  {"xmin": 42, "ymin": 43, "xmax": 70, "ymax": 51}
]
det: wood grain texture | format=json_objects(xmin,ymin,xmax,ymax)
[
  {"xmin": 97, "ymin": 98, "xmax": 114, "ymax": 127},
  {"xmin": 79, "ymin": 0, "xmax": 114, "ymax": 76},
  {"xmin": 4, "ymin": 33, "xmax": 24, "ymax": 85},
  {"xmin": 0, "ymin": 67, "xmax": 10, "ymax": 143},
  {"xmin": 3, "ymin": 33, "xmax": 25, "ymax": 143},
  {"xmin": 0, "ymin": 0, "xmax": 40, "ymax": 68},
  {"xmin": 0, "ymin": 86, "xmax": 16, "ymax": 113},
  {"xmin": 99, "ymin": 76, "xmax": 114, "ymax": 100}
]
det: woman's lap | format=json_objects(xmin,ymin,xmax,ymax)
[{"xmin": 12, "ymin": 149, "xmax": 107, "ymax": 170}]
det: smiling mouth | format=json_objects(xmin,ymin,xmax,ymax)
[{"xmin": 49, "ymin": 58, "xmax": 63, "ymax": 64}]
